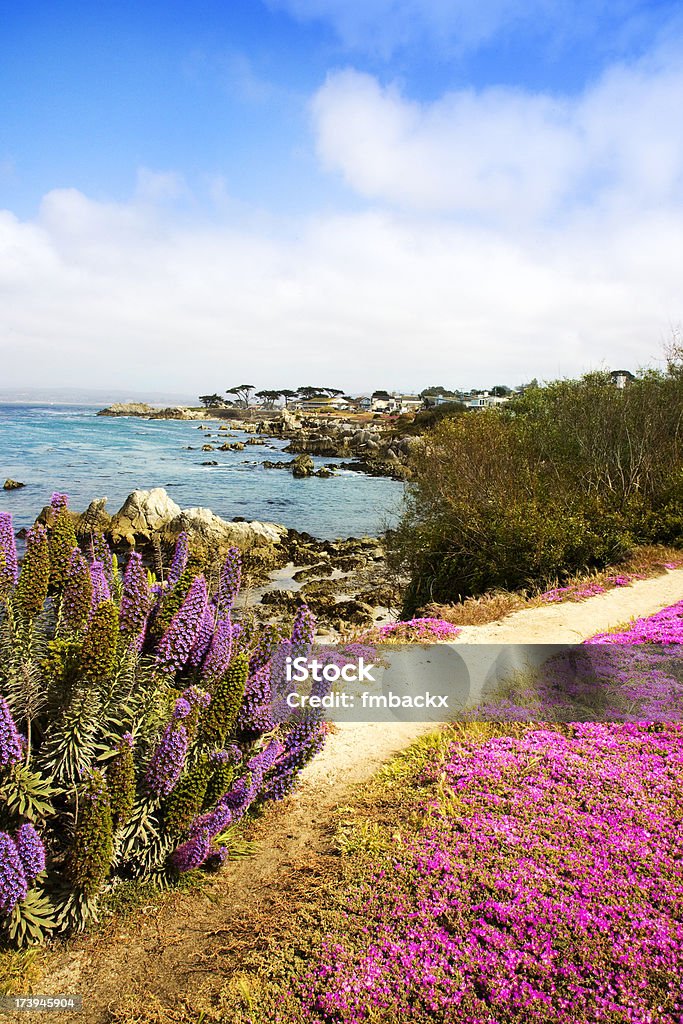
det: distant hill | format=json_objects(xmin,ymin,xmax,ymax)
[{"xmin": 0, "ymin": 386, "xmax": 198, "ymax": 406}]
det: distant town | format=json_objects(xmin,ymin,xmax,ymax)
[{"xmin": 199, "ymin": 371, "xmax": 634, "ymax": 416}]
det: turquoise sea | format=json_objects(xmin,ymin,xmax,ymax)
[{"xmin": 0, "ymin": 405, "xmax": 403, "ymax": 539}]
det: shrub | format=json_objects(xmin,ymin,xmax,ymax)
[
  {"xmin": 0, "ymin": 499, "xmax": 325, "ymax": 946},
  {"xmin": 390, "ymin": 369, "xmax": 683, "ymax": 612}
]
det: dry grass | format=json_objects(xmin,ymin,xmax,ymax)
[
  {"xmin": 420, "ymin": 544, "xmax": 683, "ymax": 627},
  {"xmin": 0, "ymin": 948, "xmax": 45, "ymax": 996}
]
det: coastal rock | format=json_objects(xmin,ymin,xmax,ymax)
[
  {"xmin": 97, "ymin": 402, "xmax": 158, "ymax": 417},
  {"xmin": 77, "ymin": 498, "xmax": 112, "ymax": 537},
  {"xmin": 162, "ymin": 507, "xmax": 287, "ymax": 561},
  {"xmin": 3, "ymin": 479, "xmax": 25, "ymax": 490},
  {"xmin": 110, "ymin": 488, "xmax": 182, "ymax": 546},
  {"xmin": 291, "ymin": 454, "xmax": 315, "ymax": 478},
  {"xmin": 98, "ymin": 403, "xmax": 210, "ymax": 420}
]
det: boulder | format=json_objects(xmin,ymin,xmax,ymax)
[
  {"xmin": 110, "ymin": 488, "xmax": 182, "ymax": 546},
  {"xmin": 162, "ymin": 506, "xmax": 287, "ymax": 561},
  {"xmin": 291, "ymin": 454, "xmax": 315, "ymax": 478},
  {"xmin": 3, "ymin": 479, "xmax": 25, "ymax": 490},
  {"xmin": 77, "ymin": 498, "xmax": 111, "ymax": 537}
]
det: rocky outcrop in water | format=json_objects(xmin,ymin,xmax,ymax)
[
  {"xmin": 257, "ymin": 414, "xmax": 415, "ymax": 480},
  {"xmin": 3, "ymin": 479, "xmax": 25, "ymax": 490},
  {"xmin": 97, "ymin": 403, "xmax": 210, "ymax": 420}
]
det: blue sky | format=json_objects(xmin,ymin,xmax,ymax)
[{"xmin": 1, "ymin": 0, "xmax": 682, "ymax": 393}]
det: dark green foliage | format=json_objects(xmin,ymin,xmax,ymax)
[
  {"xmin": 200, "ymin": 653, "xmax": 249, "ymax": 747},
  {"xmin": 147, "ymin": 568, "xmax": 195, "ymax": 639},
  {"xmin": 203, "ymin": 757, "xmax": 235, "ymax": 810},
  {"xmin": 106, "ymin": 737, "xmax": 135, "ymax": 831},
  {"xmin": 391, "ymin": 369, "xmax": 683, "ymax": 611},
  {"xmin": 48, "ymin": 510, "xmax": 78, "ymax": 592},
  {"xmin": 80, "ymin": 601, "xmax": 119, "ymax": 684},
  {"xmin": 5, "ymin": 887, "xmax": 55, "ymax": 947},
  {"xmin": 40, "ymin": 684, "xmax": 101, "ymax": 785},
  {"xmin": 0, "ymin": 764, "xmax": 57, "ymax": 823},
  {"xmin": 397, "ymin": 401, "xmax": 466, "ymax": 435},
  {"xmin": 66, "ymin": 770, "xmax": 113, "ymax": 899},
  {"xmin": 14, "ymin": 530, "xmax": 49, "ymax": 620},
  {"xmin": 162, "ymin": 755, "xmax": 212, "ymax": 838}
]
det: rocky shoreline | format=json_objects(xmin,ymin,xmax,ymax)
[
  {"xmin": 35, "ymin": 487, "xmax": 400, "ymax": 635},
  {"xmin": 97, "ymin": 403, "xmax": 415, "ymax": 480}
]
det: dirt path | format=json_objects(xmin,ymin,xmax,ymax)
[{"xmin": 27, "ymin": 569, "xmax": 683, "ymax": 1021}]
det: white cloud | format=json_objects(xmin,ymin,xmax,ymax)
[
  {"xmin": 0, "ymin": 177, "xmax": 680, "ymax": 393},
  {"xmin": 311, "ymin": 52, "xmax": 683, "ymax": 220},
  {"xmin": 2, "ymin": 44, "xmax": 683, "ymax": 393}
]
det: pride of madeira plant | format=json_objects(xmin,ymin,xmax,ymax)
[{"xmin": 0, "ymin": 495, "xmax": 327, "ymax": 947}]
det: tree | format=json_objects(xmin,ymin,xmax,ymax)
[
  {"xmin": 297, "ymin": 386, "xmax": 326, "ymax": 400},
  {"xmin": 279, "ymin": 390, "xmax": 298, "ymax": 408},
  {"xmin": 390, "ymin": 368, "xmax": 683, "ymax": 613},
  {"xmin": 225, "ymin": 385, "xmax": 255, "ymax": 409},
  {"xmin": 420, "ymin": 386, "xmax": 449, "ymax": 398},
  {"xmin": 198, "ymin": 394, "xmax": 224, "ymax": 408},
  {"xmin": 491, "ymin": 385, "xmax": 512, "ymax": 397},
  {"xmin": 255, "ymin": 390, "xmax": 281, "ymax": 409}
]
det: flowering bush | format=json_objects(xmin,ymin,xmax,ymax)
[
  {"xmin": 361, "ymin": 617, "xmax": 461, "ymax": 643},
  {"xmin": 289, "ymin": 722, "xmax": 683, "ymax": 1024},
  {"xmin": 0, "ymin": 497, "xmax": 326, "ymax": 946}
]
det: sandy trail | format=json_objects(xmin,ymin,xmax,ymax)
[{"xmin": 27, "ymin": 568, "xmax": 683, "ymax": 1020}]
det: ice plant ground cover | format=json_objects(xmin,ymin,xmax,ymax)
[
  {"xmin": 201, "ymin": 602, "xmax": 683, "ymax": 1024},
  {"xmin": 236, "ymin": 720, "xmax": 683, "ymax": 1024},
  {"xmin": 0, "ymin": 497, "xmax": 329, "ymax": 947},
  {"xmin": 359, "ymin": 617, "xmax": 462, "ymax": 643}
]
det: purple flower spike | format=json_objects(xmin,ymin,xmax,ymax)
[
  {"xmin": 167, "ymin": 532, "xmax": 189, "ymax": 586},
  {"xmin": 14, "ymin": 823, "xmax": 46, "ymax": 882},
  {"xmin": 60, "ymin": 548, "xmax": 92, "ymax": 634},
  {"xmin": 291, "ymin": 603, "xmax": 315, "ymax": 647},
  {"xmin": 145, "ymin": 721, "xmax": 189, "ymax": 799},
  {"xmin": 216, "ymin": 547, "xmax": 242, "ymax": 614},
  {"xmin": 89, "ymin": 560, "xmax": 111, "ymax": 613},
  {"xmin": 155, "ymin": 575, "xmax": 208, "ymax": 673},
  {"xmin": 50, "ymin": 492, "xmax": 69, "ymax": 511},
  {"xmin": 0, "ymin": 832, "xmax": 28, "ymax": 914},
  {"xmin": 188, "ymin": 604, "xmax": 215, "ymax": 667},
  {"xmin": 171, "ymin": 828, "xmax": 211, "ymax": 872},
  {"xmin": 0, "ymin": 512, "xmax": 19, "ymax": 594},
  {"xmin": 201, "ymin": 615, "xmax": 235, "ymax": 687},
  {"xmin": 0, "ymin": 696, "xmax": 24, "ymax": 769},
  {"xmin": 119, "ymin": 552, "xmax": 152, "ymax": 648}
]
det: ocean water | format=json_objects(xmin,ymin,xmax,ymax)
[{"xmin": 0, "ymin": 405, "xmax": 403, "ymax": 539}]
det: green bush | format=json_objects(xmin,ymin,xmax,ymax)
[{"xmin": 391, "ymin": 369, "xmax": 683, "ymax": 612}]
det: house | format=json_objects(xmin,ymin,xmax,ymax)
[
  {"xmin": 610, "ymin": 369, "xmax": 635, "ymax": 389},
  {"xmin": 396, "ymin": 395, "xmax": 425, "ymax": 413},
  {"xmin": 464, "ymin": 391, "xmax": 510, "ymax": 410},
  {"xmin": 295, "ymin": 395, "xmax": 352, "ymax": 413}
]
